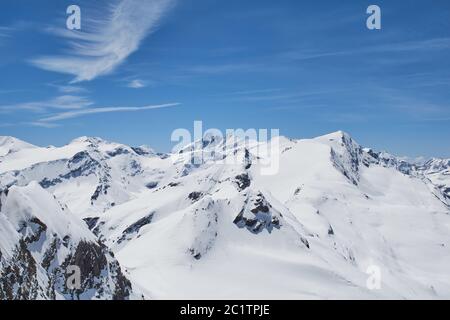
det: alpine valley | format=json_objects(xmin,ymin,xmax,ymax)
[{"xmin": 0, "ymin": 132, "xmax": 449, "ymax": 300}]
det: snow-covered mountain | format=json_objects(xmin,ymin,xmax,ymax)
[
  {"xmin": 0, "ymin": 136, "xmax": 167, "ymax": 217},
  {"xmin": 1, "ymin": 131, "xmax": 449, "ymax": 299},
  {"xmin": 0, "ymin": 182, "xmax": 134, "ymax": 300}
]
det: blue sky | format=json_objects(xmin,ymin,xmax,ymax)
[{"xmin": 0, "ymin": 0, "xmax": 449, "ymax": 157}]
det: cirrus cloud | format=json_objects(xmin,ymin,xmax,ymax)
[
  {"xmin": 31, "ymin": 0, "xmax": 175, "ymax": 83},
  {"xmin": 37, "ymin": 102, "xmax": 180, "ymax": 122},
  {"xmin": 0, "ymin": 95, "xmax": 94, "ymax": 113}
]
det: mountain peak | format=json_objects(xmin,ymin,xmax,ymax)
[
  {"xmin": 0, "ymin": 136, "xmax": 16, "ymax": 144},
  {"xmin": 70, "ymin": 136, "xmax": 107, "ymax": 145},
  {"xmin": 0, "ymin": 136, "xmax": 36, "ymax": 156},
  {"xmin": 313, "ymin": 130, "xmax": 360, "ymax": 150},
  {"xmin": 0, "ymin": 136, "xmax": 34, "ymax": 146},
  {"xmin": 316, "ymin": 130, "xmax": 352, "ymax": 141}
]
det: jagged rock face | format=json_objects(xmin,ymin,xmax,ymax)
[
  {"xmin": 443, "ymin": 188, "xmax": 450, "ymax": 199},
  {"xmin": 188, "ymin": 192, "xmax": 203, "ymax": 202},
  {"xmin": 116, "ymin": 213, "xmax": 154, "ymax": 244},
  {"xmin": 235, "ymin": 173, "xmax": 251, "ymax": 191},
  {"xmin": 0, "ymin": 183, "xmax": 134, "ymax": 300},
  {"xmin": 233, "ymin": 192, "xmax": 281, "ymax": 234},
  {"xmin": 0, "ymin": 238, "xmax": 132, "ymax": 300},
  {"xmin": 0, "ymin": 240, "xmax": 41, "ymax": 300},
  {"xmin": 131, "ymin": 146, "xmax": 154, "ymax": 157},
  {"xmin": 60, "ymin": 241, "xmax": 132, "ymax": 300},
  {"xmin": 316, "ymin": 132, "xmax": 364, "ymax": 185}
]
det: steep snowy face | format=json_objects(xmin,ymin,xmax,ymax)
[
  {"xmin": 312, "ymin": 131, "xmax": 367, "ymax": 185},
  {"xmin": 0, "ymin": 183, "xmax": 134, "ymax": 300},
  {"xmin": 0, "ymin": 136, "xmax": 36, "ymax": 157}
]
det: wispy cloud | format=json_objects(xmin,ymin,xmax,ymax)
[
  {"xmin": 323, "ymin": 112, "xmax": 370, "ymax": 123},
  {"xmin": 0, "ymin": 95, "xmax": 94, "ymax": 113},
  {"xmin": 375, "ymin": 38, "xmax": 450, "ymax": 52},
  {"xmin": 283, "ymin": 38, "xmax": 450, "ymax": 62},
  {"xmin": 0, "ymin": 26, "xmax": 12, "ymax": 38},
  {"xmin": 31, "ymin": 0, "xmax": 175, "ymax": 82},
  {"xmin": 50, "ymin": 84, "xmax": 87, "ymax": 94},
  {"xmin": 0, "ymin": 26, "xmax": 13, "ymax": 47},
  {"xmin": 187, "ymin": 63, "xmax": 263, "ymax": 75},
  {"xmin": 0, "ymin": 21, "xmax": 34, "ymax": 35},
  {"xmin": 26, "ymin": 121, "xmax": 61, "ymax": 128},
  {"xmin": 226, "ymin": 88, "xmax": 349, "ymax": 104},
  {"xmin": 223, "ymin": 88, "xmax": 283, "ymax": 96},
  {"xmin": 37, "ymin": 102, "xmax": 180, "ymax": 122},
  {"xmin": 127, "ymin": 79, "xmax": 147, "ymax": 89}
]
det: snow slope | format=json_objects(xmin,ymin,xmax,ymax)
[{"xmin": 0, "ymin": 132, "xmax": 449, "ymax": 300}]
